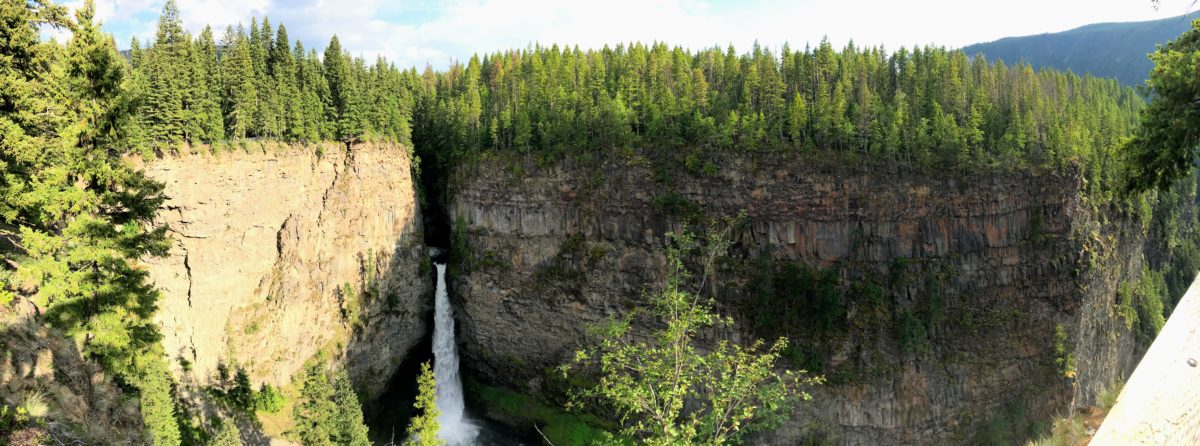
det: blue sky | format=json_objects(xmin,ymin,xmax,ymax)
[{"xmin": 75, "ymin": 0, "xmax": 1200, "ymax": 69}]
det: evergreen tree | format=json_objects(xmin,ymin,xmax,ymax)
[
  {"xmin": 194, "ymin": 26, "xmax": 224, "ymax": 141},
  {"xmin": 292, "ymin": 359, "xmax": 371, "ymax": 446},
  {"xmin": 0, "ymin": 0, "xmax": 177, "ymax": 443},
  {"xmin": 1126, "ymin": 18, "xmax": 1200, "ymax": 192},
  {"xmin": 142, "ymin": 0, "xmax": 192, "ymax": 144},
  {"xmin": 403, "ymin": 362, "xmax": 443, "ymax": 446},
  {"xmin": 221, "ymin": 25, "xmax": 257, "ymax": 139},
  {"xmin": 209, "ymin": 419, "xmax": 244, "ymax": 446},
  {"xmin": 324, "ymin": 36, "xmax": 363, "ymax": 143}
]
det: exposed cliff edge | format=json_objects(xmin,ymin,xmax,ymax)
[
  {"xmin": 137, "ymin": 142, "xmax": 429, "ymax": 403},
  {"xmin": 448, "ymin": 154, "xmax": 1166, "ymax": 444}
]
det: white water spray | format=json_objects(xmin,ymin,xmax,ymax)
[{"xmin": 432, "ymin": 263, "xmax": 478, "ymax": 445}]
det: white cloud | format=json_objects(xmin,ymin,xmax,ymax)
[{"xmin": 91, "ymin": 0, "xmax": 1200, "ymax": 69}]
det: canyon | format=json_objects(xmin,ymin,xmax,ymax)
[
  {"xmin": 130, "ymin": 146, "xmax": 1182, "ymax": 444},
  {"xmin": 448, "ymin": 154, "xmax": 1155, "ymax": 444}
]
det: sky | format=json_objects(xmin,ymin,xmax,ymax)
[{"xmin": 71, "ymin": 0, "xmax": 1200, "ymax": 69}]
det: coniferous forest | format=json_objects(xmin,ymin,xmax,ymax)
[
  {"xmin": 4, "ymin": 0, "xmax": 1200, "ymax": 444},
  {"xmin": 124, "ymin": 2, "xmax": 1143, "ymax": 192}
]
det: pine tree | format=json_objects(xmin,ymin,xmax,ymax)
[
  {"xmin": 194, "ymin": 26, "xmax": 224, "ymax": 141},
  {"xmin": 324, "ymin": 35, "xmax": 362, "ymax": 143},
  {"xmin": 292, "ymin": 359, "xmax": 371, "ymax": 446},
  {"xmin": 143, "ymin": 0, "xmax": 192, "ymax": 144},
  {"xmin": 331, "ymin": 370, "xmax": 371, "ymax": 446},
  {"xmin": 404, "ymin": 362, "xmax": 443, "ymax": 446},
  {"xmin": 1, "ymin": 0, "xmax": 177, "ymax": 442},
  {"xmin": 209, "ymin": 419, "xmax": 243, "ymax": 446},
  {"xmin": 1126, "ymin": 19, "xmax": 1200, "ymax": 192},
  {"xmin": 222, "ymin": 25, "xmax": 257, "ymax": 139}
]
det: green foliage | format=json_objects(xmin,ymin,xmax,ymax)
[
  {"xmin": 339, "ymin": 282, "xmax": 362, "ymax": 327},
  {"xmin": 1053, "ymin": 324, "xmax": 1077, "ymax": 379},
  {"xmin": 127, "ymin": 8, "xmax": 412, "ymax": 146},
  {"xmin": 889, "ymin": 257, "xmax": 911, "ymax": 288},
  {"xmin": 467, "ymin": 379, "xmax": 609, "ymax": 446},
  {"xmin": 980, "ymin": 401, "xmax": 1037, "ymax": 446},
  {"xmin": 208, "ymin": 419, "xmax": 243, "ymax": 446},
  {"xmin": 896, "ymin": 309, "xmax": 930, "ymax": 356},
  {"xmin": 1023, "ymin": 414, "xmax": 1087, "ymax": 446},
  {"xmin": 1133, "ymin": 267, "xmax": 1167, "ymax": 342},
  {"xmin": 208, "ymin": 365, "xmax": 268, "ymax": 415},
  {"xmin": 254, "ymin": 384, "xmax": 285, "ymax": 414},
  {"xmin": 18, "ymin": 391, "xmax": 48, "ymax": 419},
  {"xmin": 744, "ymin": 257, "xmax": 845, "ymax": 338},
  {"xmin": 563, "ymin": 230, "xmax": 821, "ymax": 445},
  {"xmin": 1125, "ymin": 18, "xmax": 1200, "ymax": 192},
  {"xmin": 0, "ymin": 2, "xmax": 184, "ymax": 443},
  {"xmin": 403, "ymin": 362, "xmax": 443, "ymax": 446},
  {"xmin": 230, "ymin": 368, "xmax": 255, "ymax": 413},
  {"xmin": 0, "ymin": 404, "xmax": 46, "ymax": 445},
  {"xmin": 1116, "ymin": 281, "xmax": 1138, "ymax": 329},
  {"xmin": 291, "ymin": 358, "xmax": 370, "ymax": 446},
  {"xmin": 448, "ymin": 216, "xmax": 470, "ymax": 275},
  {"xmin": 412, "ymin": 40, "xmax": 1141, "ymax": 184},
  {"xmin": 140, "ymin": 362, "xmax": 183, "ymax": 446}
]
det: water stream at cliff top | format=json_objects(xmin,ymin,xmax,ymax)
[{"xmin": 433, "ymin": 262, "xmax": 480, "ymax": 445}]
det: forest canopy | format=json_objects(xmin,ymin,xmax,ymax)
[{"xmin": 126, "ymin": 3, "xmax": 1144, "ymax": 185}]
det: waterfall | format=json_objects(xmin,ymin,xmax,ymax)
[{"xmin": 432, "ymin": 263, "xmax": 478, "ymax": 445}]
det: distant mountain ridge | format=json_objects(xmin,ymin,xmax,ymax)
[{"xmin": 962, "ymin": 12, "xmax": 1200, "ymax": 86}]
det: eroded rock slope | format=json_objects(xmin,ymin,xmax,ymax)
[{"xmin": 140, "ymin": 142, "xmax": 429, "ymax": 401}]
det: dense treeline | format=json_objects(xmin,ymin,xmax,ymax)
[
  {"xmin": 129, "ymin": 1, "xmax": 414, "ymax": 148},
  {"xmin": 412, "ymin": 42, "xmax": 1143, "ymax": 179},
  {"xmin": 129, "ymin": 1, "xmax": 1145, "ymax": 190}
]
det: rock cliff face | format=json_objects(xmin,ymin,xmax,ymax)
[
  {"xmin": 449, "ymin": 154, "xmax": 1145, "ymax": 444},
  {"xmin": 139, "ymin": 142, "xmax": 429, "ymax": 401}
]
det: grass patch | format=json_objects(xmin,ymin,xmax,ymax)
[{"xmin": 465, "ymin": 379, "xmax": 610, "ymax": 446}]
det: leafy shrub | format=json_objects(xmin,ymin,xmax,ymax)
[
  {"xmin": 746, "ymin": 259, "xmax": 845, "ymax": 334},
  {"xmin": 254, "ymin": 384, "xmax": 285, "ymax": 414},
  {"xmin": 889, "ymin": 257, "xmax": 911, "ymax": 288},
  {"xmin": 897, "ymin": 309, "xmax": 930, "ymax": 355},
  {"xmin": 1053, "ymin": 324, "xmax": 1076, "ymax": 379},
  {"xmin": 1115, "ymin": 282, "xmax": 1138, "ymax": 329},
  {"xmin": 1134, "ymin": 267, "xmax": 1167, "ymax": 342}
]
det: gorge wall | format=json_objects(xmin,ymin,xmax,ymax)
[
  {"xmin": 137, "ymin": 142, "xmax": 430, "ymax": 402},
  {"xmin": 448, "ymin": 154, "xmax": 1147, "ymax": 444}
]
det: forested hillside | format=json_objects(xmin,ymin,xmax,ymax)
[{"xmin": 962, "ymin": 12, "xmax": 1200, "ymax": 87}]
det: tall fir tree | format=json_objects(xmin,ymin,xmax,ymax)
[
  {"xmin": 1, "ymin": 0, "xmax": 177, "ymax": 442},
  {"xmin": 142, "ymin": 0, "xmax": 193, "ymax": 144},
  {"xmin": 193, "ymin": 25, "xmax": 224, "ymax": 141}
]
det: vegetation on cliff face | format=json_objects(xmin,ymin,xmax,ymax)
[{"xmin": 563, "ymin": 230, "xmax": 821, "ymax": 445}]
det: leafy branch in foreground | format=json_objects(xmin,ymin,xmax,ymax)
[
  {"xmin": 1125, "ymin": 18, "xmax": 1200, "ymax": 192},
  {"xmin": 561, "ymin": 227, "xmax": 822, "ymax": 445}
]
